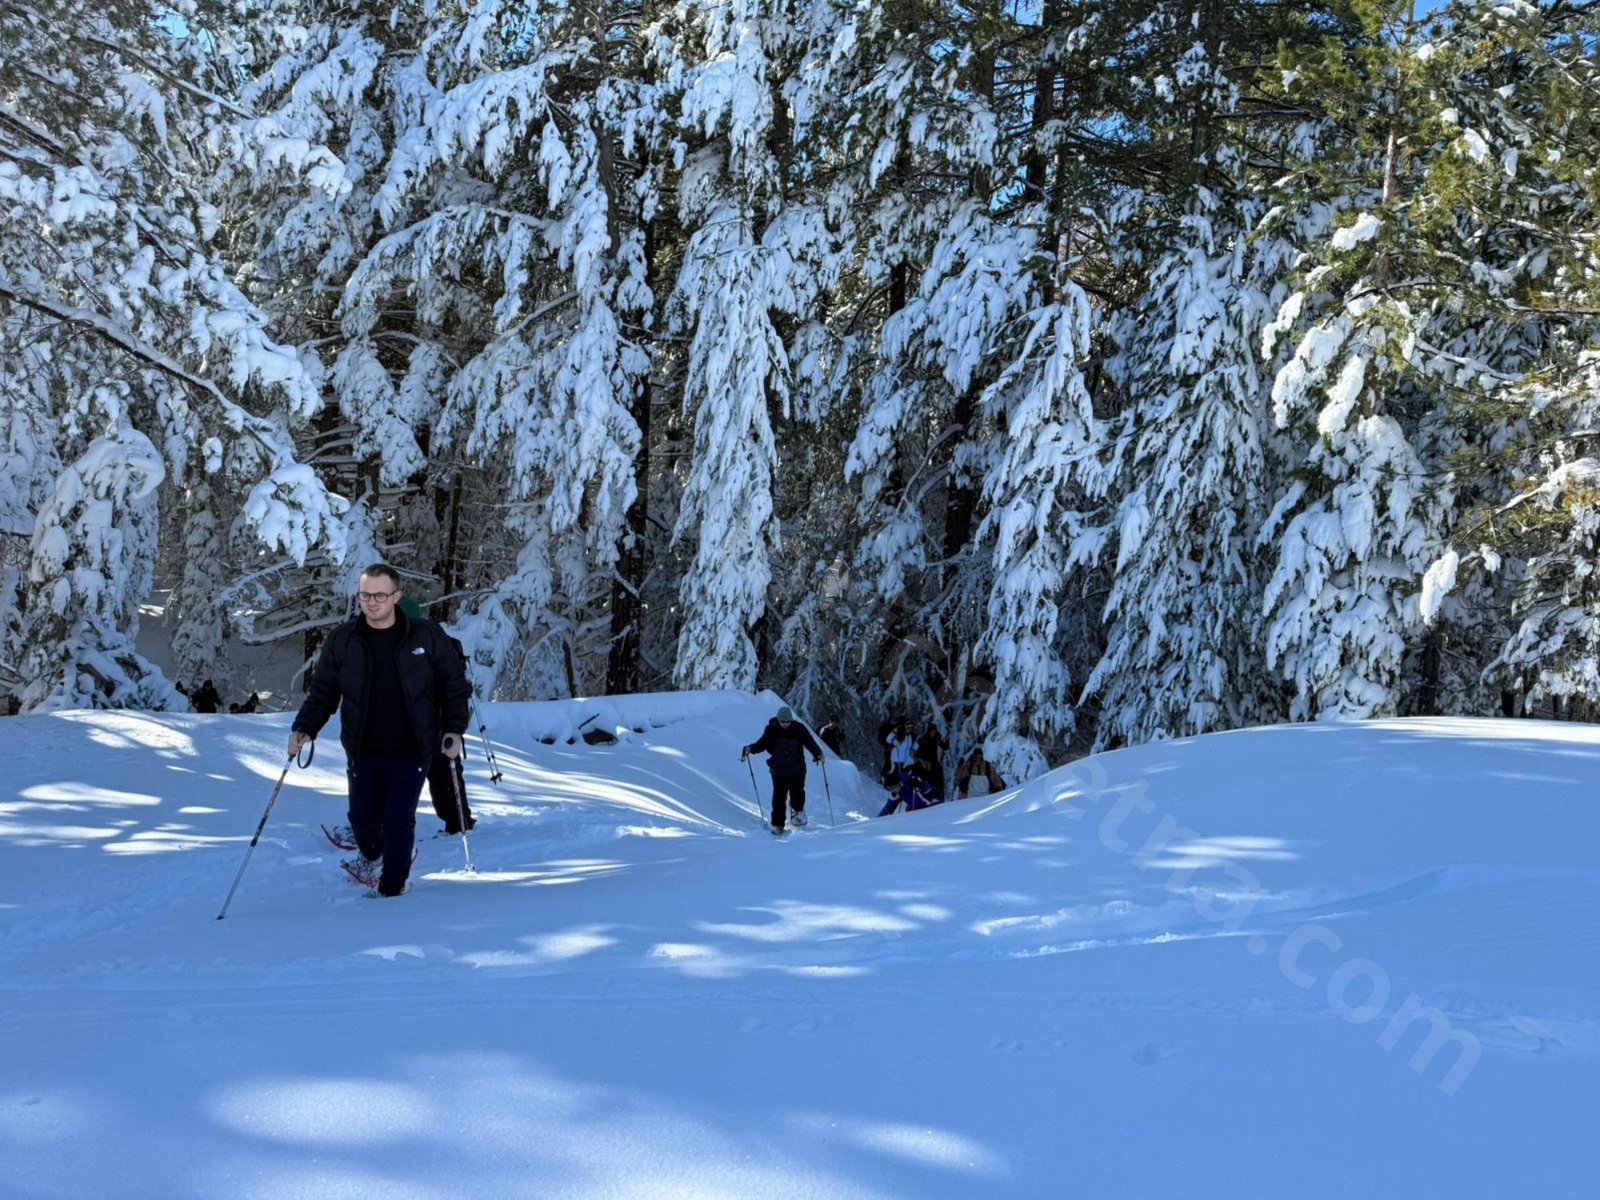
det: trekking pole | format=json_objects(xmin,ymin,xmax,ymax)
[
  {"xmin": 217, "ymin": 741, "xmax": 313, "ymax": 920},
  {"xmin": 468, "ymin": 702, "xmax": 503, "ymax": 784},
  {"xmin": 447, "ymin": 753, "xmax": 475, "ymax": 873},
  {"xmin": 820, "ymin": 758, "xmax": 837, "ymax": 827},
  {"xmin": 743, "ymin": 753, "xmax": 764, "ymax": 826}
]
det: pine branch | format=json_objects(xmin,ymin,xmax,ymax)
[
  {"xmin": 0, "ymin": 276, "xmax": 304, "ymax": 461},
  {"xmin": 0, "ymin": 102, "xmax": 70, "ymax": 159},
  {"xmin": 79, "ymin": 35, "xmax": 254, "ymax": 120},
  {"xmin": 0, "ymin": 278, "xmax": 231, "ymax": 397}
]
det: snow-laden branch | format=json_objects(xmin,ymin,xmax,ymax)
[
  {"xmin": 0, "ymin": 102, "xmax": 71, "ymax": 159},
  {"xmin": 2, "ymin": 277, "xmax": 234, "ymax": 403},
  {"xmin": 0, "ymin": 276, "xmax": 275, "ymax": 439},
  {"xmin": 79, "ymin": 35, "xmax": 254, "ymax": 120}
]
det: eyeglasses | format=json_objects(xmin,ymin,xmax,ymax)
[{"xmin": 357, "ymin": 590, "xmax": 396, "ymax": 603}]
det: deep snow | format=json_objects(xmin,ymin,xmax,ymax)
[{"xmin": 0, "ymin": 693, "xmax": 1595, "ymax": 1197}]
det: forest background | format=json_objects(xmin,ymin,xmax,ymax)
[{"xmin": 2, "ymin": 0, "xmax": 1597, "ymax": 783}]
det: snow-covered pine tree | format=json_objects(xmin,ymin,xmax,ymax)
[
  {"xmin": 1261, "ymin": 0, "xmax": 1600, "ymax": 722},
  {"xmin": 822, "ymin": 0, "xmax": 1014, "ymax": 743},
  {"xmin": 666, "ymin": 202, "xmax": 784, "ymax": 691},
  {"xmin": 0, "ymin": 331, "xmax": 61, "ymax": 701},
  {"xmin": 656, "ymin": 0, "xmax": 804, "ymax": 691},
  {"xmin": 216, "ymin": 0, "xmax": 455, "ymax": 668},
  {"xmin": 1088, "ymin": 190, "xmax": 1280, "ymax": 746},
  {"xmin": 854, "ymin": 188, "xmax": 1101, "ymax": 786},
  {"xmin": 1254, "ymin": 0, "xmax": 1473, "ymax": 721},
  {"xmin": 166, "ymin": 481, "xmax": 230, "ymax": 688},
  {"xmin": 1413, "ymin": 0, "xmax": 1600, "ymax": 714},
  {"xmin": 972, "ymin": 273, "xmax": 1100, "ymax": 783},
  {"xmin": 1, "ymin": 0, "xmax": 343, "ymax": 709},
  {"xmin": 1071, "ymin": 0, "xmax": 1350, "ymax": 746},
  {"xmin": 232, "ymin": 0, "xmax": 653, "ymax": 698},
  {"xmin": 1486, "ymin": 439, "xmax": 1600, "ymax": 710},
  {"xmin": 16, "ymin": 431, "xmax": 187, "ymax": 710}
]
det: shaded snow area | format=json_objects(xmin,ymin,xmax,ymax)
[{"xmin": 1, "ymin": 694, "xmax": 1596, "ymax": 1198}]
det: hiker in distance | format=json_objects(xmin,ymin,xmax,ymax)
[
  {"xmin": 878, "ymin": 759, "xmax": 935, "ymax": 817},
  {"xmin": 288, "ymin": 563, "xmax": 472, "ymax": 896},
  {"xmin": 883, "ymin": 718, "xmax": 916, "ymax": 792},
  {"xmin": 742, "ymin": 706, "xmax": 825, "ymax": 835}
]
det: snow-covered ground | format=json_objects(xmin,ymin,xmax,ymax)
[{"xmin": 1, "ymin": 693, "xmax": 1595, "ymax": 1198}]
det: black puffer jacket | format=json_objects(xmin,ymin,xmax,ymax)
[
  {"xmin": 292, "ymin": 611, "xmax": 471, "ymax": 760},
  {"xmin": 746, "ymin": 718, "xmax": 823, "ymax": 778}
]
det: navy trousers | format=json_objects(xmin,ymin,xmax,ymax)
[{"xmin": 348, "ymin": 754, "xmax": 429, "ymax": 895}]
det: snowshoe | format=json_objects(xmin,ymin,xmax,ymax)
[
  {"xmin": 340, "ymin": 847, "xmax": 417, "ymax": 888},
  {"xmin": 322, "ymin": 823, "xmax": 357, "ymax": 852},
  {"xmin": 790, "ymin": 810, "xmax": 808, "ymax": 828},
  {"xmin": 340, "ymin": 855, "xmax": 381, "ymax": 887}
]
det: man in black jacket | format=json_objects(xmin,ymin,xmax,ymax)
[
  {"xmin": 742, "ymin": 705, "xmax": 824, "ymax": 834},
  {"xmin": 190, "ymin": 679, "xmax": 222, "ymax": 714},
  {"xmin": 288, "ymin": 563, "xmax": 471, "ymax": 896}
]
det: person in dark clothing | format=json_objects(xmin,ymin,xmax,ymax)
[
  {"xmin": 229, "ymin": 691, "xmax": 261, "ymax": 714},
  {"xmin": 190, "ymin": 679, "xmax": 222, "ymax": 714},
  {"xmin": 427, "ymin": 754, "xmax": 475, "ymax": 834},
  {"xmin": 915, "ymin": 720, "xmax": 947, "ymax": 799},
  {"xmin": 877, "ymin": 718, "xmax": 898, "ymax": 786},
  {"xmin": 817, "ymin": 715, "xmax": 847, "ymax": 757},
  {"xmin": 877, "ymin": 763, "xmax": 933, "ymax": 817},
  {"xmin": 425, "ymin": 637, "xmax": 476, "ymax": 835},
  {"xmin": 289, "ymin": 563, "xmax": 471, "ymax": 896},
  {"xmin": 741, "ymin": 705, "xmax": 824, "ymax": 834},
  {"xmin": 396, "ymin": 598, "xmax": 477, "ymax": 836}
]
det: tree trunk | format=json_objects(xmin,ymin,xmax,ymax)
[
  {"xmin": 606, "ymin": 211, "xmax": 654, "ymax": 694},
  {"xmin": 1414, "ymin": 629, "xmax": 1443, "ymax": 716}
]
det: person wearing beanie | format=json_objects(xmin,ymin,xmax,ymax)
[{"xmin": 741, "ymin": 706, "xmax": 824, "ymax": 834}]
